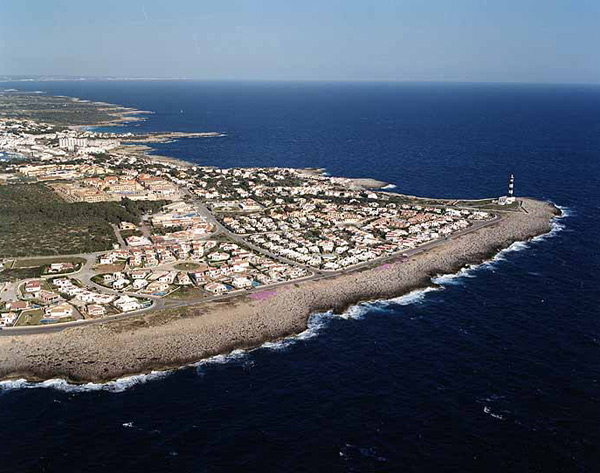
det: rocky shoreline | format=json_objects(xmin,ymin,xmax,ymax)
[{"xmin": 0, "ymin": 198, "xmax": 558, "ymax": 384}]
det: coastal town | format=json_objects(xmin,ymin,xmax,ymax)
[
  {"xmin": 0, "ymin": 91, "xmax": 558, "ymax": 392},
  {"xmin": 0, "ymin": 109, "xmax": 501, "ymax": 330}
]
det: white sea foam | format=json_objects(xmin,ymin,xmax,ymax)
[
  {"xmin": 483, "ymin": 406, "xmax": 505, "ymax": 420},
  {"xmin": 531, "ymin": 204, "xmax": 570, "ymax": 242},
  {"xmin": 381, "ymin": 184, "xmax": 397, "ymax": 190},
  {"xmin": 195, "ymin": 349, "xmax": 248, "ymax": 367},
  {"xmin": 0, "ymin": 370, "xmax": 170, "ymax": 394},
  {"xmin": 258, "ymin": 311, "xmax": 334, "ymax": 352},
  {"xmin": 193, "ymin": 348, "xmax": 258, "ymax": 376},
  {"xmin": 431, "ymin": 266, "xmax": 477, "ymax": 285},
  {"xmin": 387, "ymin": 286, "xmax": 440, "ymax": 306}
]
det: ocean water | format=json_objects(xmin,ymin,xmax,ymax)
[{"xmin": 1, "ymin": 81, "xmax": 599, "ymax": 472}]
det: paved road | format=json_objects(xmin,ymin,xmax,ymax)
[{"xmin": 110, "ymin": 224, "xmax": 127, "ymax": 249}]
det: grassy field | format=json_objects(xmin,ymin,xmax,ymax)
[
  {"xmin": 1, "ymin": 257, "xmax": 85, "ymax": 282},
  {"xmin": 12, "ymin": 256, "xmax": 86, "ymax": 269},
  {"xmin": 93, "ymin": 262, "xmax": 126, "ymax": 273},
  {"xmin": 0, "ymin": 184, "xmax": 163, "ymax": 257},
  {"xmin": 15, "ymin": 309, "xmax": 44, "ymax": 327},
  {"xmin": 0, "ymin": 267, "xmax": 42, "ymax": 283},
  {"xmin": 91, "ymin": 274, "xmax": 112, "ymax": 287},
  {"xmin": 166, "ymin": 285, "xmax": 205, "ymax": 301}
]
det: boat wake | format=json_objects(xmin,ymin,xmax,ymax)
[{"xmin": 0, "ymin": 205, "xmax": 570, "ymax": 394}]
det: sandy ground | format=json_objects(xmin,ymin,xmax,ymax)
[{"xmin": 0, "ymin": 199, "xmax": 558, "ymax": 383}]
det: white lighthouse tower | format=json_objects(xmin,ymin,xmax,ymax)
[
  {"xmin": 507, "ymin": 174, "xmax": 515, "ymax": 203},
  {"xmin": 498, "ymin": 174, "xmax": 516, "ymax": 205}
]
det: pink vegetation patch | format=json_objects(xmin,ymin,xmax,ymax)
[
  {"xmin": 376, "ymin": 263, "xmax": 391, "ymax": 271},
  {"xmin": 249, "ymin": 290, "xmax": 277, "ymax": 301}
]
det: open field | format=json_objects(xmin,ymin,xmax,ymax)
[
  {"xmin": 0, "ymin": 267, "xmax": 41, "ymax": 283},
  {"xmin": 165, "ymin": 286, "xmax": 206, "ymax": 301},
  {"xmin": 12, "ymin": 257, "xmax": 86, "ymax": 269},
  {"xmin": 15, "ymin": 309, "xmax": 44, "ymax": 327},
  {"xmin": 0, "ymin": 258, "xmax": 85, "ymax": 283},
  {"xmin": 93, "ymin": 262, "xmax": 126, "ymax": 273}
]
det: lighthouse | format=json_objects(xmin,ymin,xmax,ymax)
[
  {"xmin": 498, "ymin": 174, "xmax": 516, "ymax": 205},
  {"xmin": 507, "ymin": 174, "xmax": 515, "ymax": 201}
]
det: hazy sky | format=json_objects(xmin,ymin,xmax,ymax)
[{"xmin": 1, "ymin": 0, "xmax": 599, "ymax": 83}]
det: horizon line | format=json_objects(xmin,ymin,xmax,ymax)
[{"xmin": 1, "ymin": 75, "xmax": 599, "ymax": 87}]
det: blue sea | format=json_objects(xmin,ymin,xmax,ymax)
[{"xmin": 1, "ymin": 81, "xmax": 599, "ymax": 472}]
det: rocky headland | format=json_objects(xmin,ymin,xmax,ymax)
[{"xmin": 0, "ymin": 198, "xmax": 558, "ymax": 384}]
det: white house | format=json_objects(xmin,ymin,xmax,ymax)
[
  {"xmin": 45, "ymin": 303, "xmax": 74, "ymax": 319},
  {"xmin": 205, "ymin": 282, "xmax": 228, "ymax": 294},
  {"xmin": 113, "ymin": 296, "xmax": 141, "ymax": 312},
  {"xmin": 231, "ymin": 277, "xmax": 253, "ymax": 289},
  {"xmin": 132, "ymin": 279, "xmax": 149, "ymax": 290}
]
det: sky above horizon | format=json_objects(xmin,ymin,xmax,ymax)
[{"xmin": 1, "ymin": 0, "xmax": 599, "ymax": 84}]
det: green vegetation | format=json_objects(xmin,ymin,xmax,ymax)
[
  {"xmin": 12, "ymin": 256, "xmax": 85, "ymax": 269},
  {"xmin": 121, "ymin": 197, "xmax": 167, "ymax": 219},
  {"xmin": 91, "ymin": 274, "xmax": 112, "ymax": 287},
  {"xmin": 151, "ymin": 224, "xmax": 185, "ymax": 236},
  {"xmin": 0, "ymin": 266, "xmax": 42, "ymax": 282},
  {"xmin": 166, "ymin": 285, "xmax": 204, "ymax": 300},
  {"xmin": 303, "ymin": 229, "xmax": 322, "ymax": 240},
  {"xmin": 0, "ymin": 184, "xmax": 164, "ymax": 257},
  {"xmin": 15, "ymin": 309, "xmax": 44, "ymax": 327},
  {"xmin": 120, "ymin": 229, "xmax": 143, "ymax": 239}
]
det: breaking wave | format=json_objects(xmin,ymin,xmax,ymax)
[
  {"xmin": 532, "ymin": 204, "xmax": 570, "ymax": 242},
  {"xmin": 0, "ymin": 371, "xmax": 170, "ymax": 394}
]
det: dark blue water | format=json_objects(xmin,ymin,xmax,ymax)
[{"xmin": 1, "ymin": 81, "xmax": 599, "ymax": 472}]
